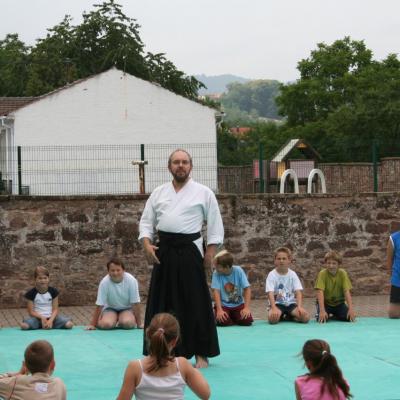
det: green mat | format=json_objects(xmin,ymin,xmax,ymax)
[{"xmin": 0, "ymin": 319, "xmax": 399, "ymax": 399}]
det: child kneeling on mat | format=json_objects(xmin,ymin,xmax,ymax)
[{"xmin": 211, "ymin": 249, "xmax": 253, "ymax": 326}]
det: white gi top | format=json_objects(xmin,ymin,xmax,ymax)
[
  {"xmin": 96, "ymin": 272, "xmax": 140, "ymax": 310},
  {"xmin": 139, "ymin": 179, "xmax": 224, "ymax": 254}
]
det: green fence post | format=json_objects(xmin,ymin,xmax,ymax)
[
  {"xmin": 17, "ymin": 146, "xmax": 22, "ymax": 195},
  {"xmin": 258, "ymin": 142, "xmax": 264, "ymax": 193},
  {"xmin": 372, "ymin": 140, "xmax": 378, "ymax": 192}
]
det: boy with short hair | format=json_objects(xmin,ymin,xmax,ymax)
[
  {"xmin": 86, "ymin": 258, "xmax": 143, "ymax": 330},
  {"xmin": 387, "ymin": 230, "xmax": 400, "ymax": 318},
  {"xmin": 20, "ymin": 266, "xmax": 73, "ymax": 330},
  {"xmin": 211, "ymin": 249, "xmax": 253, "ymax": 326},
  {"xmin": 314, "ymin": 250, "xmax": 356, "ymax": 323},
  {"xmin": 266, "ymin": 247, "xmax": 309, "ymax": 324},
  {"xmin": 0, "ymin": 340, "xmax": 66, "ymax": 400}
]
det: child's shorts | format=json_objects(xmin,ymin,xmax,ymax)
[
  {"xmin": 276, "ymin": 303, "xmax": 297, "ymax": 319},
  {"xmin": 23, "ymin": 315, "xmax": 71, "ymax": 329},
  {"xmin": 390, "ymin": 285, "xmax": 400, "ymax": 303},
  {"xmin": 315, "ymin": 302, "xmax": 349, "ymax": 321}
]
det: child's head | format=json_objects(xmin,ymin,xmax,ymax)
[
  {"xmin": 106, "ymin": 257, "xmax": 125, "ymax": 283},
  {"xmin": 324, "ymin": 251, "xmax": 342, "ymax": 276},
  {"xmin": 34, "ymin": 266, "xmax": 50, "ymax": 290},
  {"xmin": 24, "ymin": 340, "xmax": 55, "ymax": 374},
  {"xmin": 301, "ymin": 339, "xmax": 351, "ymax": 398},
  {"xmin": 213, "ymin": 249, "xmax": 233, "ymax": 276},
  {"xmin": 274, "ymin": 247, "xmax": 292, "ymax": 271},
  {"xmin": 145, "ymin": 313, "xmax": 180, "ymax": 372}
]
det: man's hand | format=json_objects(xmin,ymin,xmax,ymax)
[
  {"xmin": 144, "ymin": 242, "xmax": 160, "ymax": 265},
  {"xmin": 318, "ymin": 310, "xmax": 329, "ymax": 323},
  {"xmin": 215, "ymin": 308, "xmax": 228, "ymax": 323},
  {"xmin": 240, "ymin": 306, "xmax": 251, "ymax": 319}
]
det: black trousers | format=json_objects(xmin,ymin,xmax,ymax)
[{"xmin": 143, "ymin": 231, "xmax": 220, "ymax": 358}]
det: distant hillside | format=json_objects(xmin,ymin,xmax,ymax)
[{"xmin": 195, "ymin": 74, "xmax": 250, "ymax": 95}]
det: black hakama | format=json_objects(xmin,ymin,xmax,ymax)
[{"xmin": 143, "ymin": 231, "xmax": 220, "ymax": 359}]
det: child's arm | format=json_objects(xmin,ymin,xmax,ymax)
[
  {"xmin": 181, "ymin": 357, "xmax": 210, "ymax": 400},
  {"xmin": 240, "ymin": 286, "xmax": 252, "ymax": 318},
  {"xmin": 45, "ymin": 297, "xmax": 60, "ymax": 329},
  {"xmin": 86, "ymin": 305, "xmax": 103, "ymax": 330},
  {"xmin": 344, "ymin": 289, "xmax": 356, "ymax": 321},
  {"xmin": 116, "ymin": 361, "xmax": 140, "ymax": 400},
  {"xmin": 213, "ymin": 289, "xmax": 228, "ymax": 322},
  {"xmin": 294, "ymin": 290, "xmax": 307, "ymax": 317},
  {"xmin": 316, "ymin": 289, "xmax": 328, "ymax": 323},
  {"xmin": 131, "ymin": 303, "xmax": 143, "ymax": 328},
  {"xmin": 294, "ymin": 380, "xmax": 302, "ymax": 400},
  {"xmin": 387, "ymin": 238, "xmax": 394, "ymax": 273},
  {"xmin": 26, "ymin": 300, "xmax": 48, "ymax": 326},
  {"xmin": 267, "ymin": 291, "xmax": 280, "ymax": 319}
]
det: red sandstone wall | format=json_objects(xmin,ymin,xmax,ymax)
[{"xmin": 0, "ymin": 193, "xmax": 399, "ymax": 307}]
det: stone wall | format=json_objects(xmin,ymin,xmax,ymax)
[{"xmin": 1, "ymin": 193, "xmax": 399, "ymax": 308}]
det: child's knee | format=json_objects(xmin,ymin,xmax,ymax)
[{"xmin": 97, "ymin": 320, "xmax": 116, "ymax": 330}]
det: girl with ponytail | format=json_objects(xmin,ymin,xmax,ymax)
[
  {"xmin": 117, "ymin": 313, "xmax": 210, "ymax": 400},
  {"xmin": 295, "ymin": 339, "xmax": 352, "ymax": 400}
]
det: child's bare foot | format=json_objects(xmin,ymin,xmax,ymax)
[
  {"xmin": 195, "ymin": 355, "xmax": 208, "ymax": 368},
  {"xmin": 19, "ymin": 322, "xmax": 30, "ymax": 330}
]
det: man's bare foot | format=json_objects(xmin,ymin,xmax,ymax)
[{"xmin": 195, "ymin": 355, "xmax": 208, "ymax": 368}]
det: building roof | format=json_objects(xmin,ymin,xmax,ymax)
[
  {"xmin": 0, "ymin": 97, "xmax": 35, "ymax": 116},
  {"xmin": 271, "ymin": 138, "xmax": 322, "ymax": 162}
]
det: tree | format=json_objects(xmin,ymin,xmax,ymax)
[
  {"xmin": 276, "ymin": 37, "xmax": 400, "ymax": 161},
  {"xmin": 0, "ymin": 34, "xmax": 30, "ymax": 96},
  {"xmin": 221, "ymin": 79, "xmax": 281, "ymax": 124},
  {"xmin": 1, "ymin": 0, "xmax": 203, "ymax": 99}
]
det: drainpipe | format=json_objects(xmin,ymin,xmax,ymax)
[{"xmin": 0, "ymin": 116, "xmax": 16, "ymax": 194}]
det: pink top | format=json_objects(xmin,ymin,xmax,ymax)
[{"xmin": 296, "ymin": 375, "xmax": 347, "ymax": 400}]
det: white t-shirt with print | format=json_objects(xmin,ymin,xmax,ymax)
[
  {"xmin": 96, "ymin": 272, "xmax": 140, "ymax": 310},
  {"xmin": 265, "ymin": 268, "xmax": 303, "ymax": 306}
]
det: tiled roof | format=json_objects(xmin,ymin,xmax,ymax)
[{"xmin": 0, "ymin": 97, "xmax": 35, "ymax": 116}]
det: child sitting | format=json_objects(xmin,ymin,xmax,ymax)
[
  {"xmin": 20, "ymin": 266, "xmax": 73, "ymax": 330},
  {"xmin": 266, "ymin": 247, "xmax": 309, "ymax": 324},
  {"xmin": 211, "ymin": 249, "xmax": 253, "ymax": 326},
  {"xmin": 116, "ymin": 313, "xmax": 210, "ymax": 400},
  {"xmin": 295, "ymin": 339, "xmax": 352, "ymax": 399},
  {"xmin": 0, "ymin": 340, "xmax": 67, "ymax": 399},
  {"xmin": 86, "ymin": 258, "xmax": 142, "ymax": 330},
  {"xmin": 315, "ymin": 251, "xmax": 356, "ymax": 323}
]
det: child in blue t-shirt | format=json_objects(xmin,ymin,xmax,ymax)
[
  {"xmin": 211, "ymin": 250, "xmax": 253, "ymax": 326},
  {"xmin": 387, "ymin": 230, "xmax": 400, "ymax": 318}
]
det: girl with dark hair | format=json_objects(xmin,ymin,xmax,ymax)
[
  {"xmin": 117, "ymin": 313, "xmax": 210, "ymax": 400},
  {"xmin": 295, "ymin": 339, "xmax": 352, "ymax": 400}
]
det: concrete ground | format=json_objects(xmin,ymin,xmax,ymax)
[{"xmin": 0, "ymin": 295, "xmax": 389, "ymax": 327}]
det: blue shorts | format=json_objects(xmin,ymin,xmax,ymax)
[
  {"xmin": 102, "ymin": 307, "xmax": 132, "ymax": 315},
  {"xmin": 23, "ymin": 315, "xmax": 71, "ymax": 329}
]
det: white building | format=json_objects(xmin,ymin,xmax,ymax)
[{"xmin": 0, "ymin": 68, "xmax": 218, "ymax": 195}]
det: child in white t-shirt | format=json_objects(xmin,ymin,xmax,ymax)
[
  {"xmin": 86, "ymin": 258, "xmax": 142, "ymax": 330},
  {"xmin": 266, "ymin": 247, "xmax": 309, "ymax": 324}
]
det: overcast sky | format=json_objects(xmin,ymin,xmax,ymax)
[{"xmin": 1, "ymin": 0, "xmax": 399, "ymax": 82}]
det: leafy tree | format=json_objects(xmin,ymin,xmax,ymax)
[
  {"xmin": 0, "ymin": 0, "xmax": 203, "ymax": 99},
  {"xmin": 221, "ymin": 79, "xmax": 281, "ymax": 123},
  {"xmin": 0, "ymin": 34, "xmax": 30, "ymax": 96}
]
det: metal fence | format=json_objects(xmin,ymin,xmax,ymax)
[
  {"xmin": 0, "ymin": 143, "xmax": 217, "ymax": 195},
  {"xmin": 1, "ymin": 141, "xmax": 399, "ymax": 196}
]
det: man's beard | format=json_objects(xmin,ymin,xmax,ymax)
[{"xmin": 172, "ymin": 170, "xmax": 190, "ymax": 183}]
